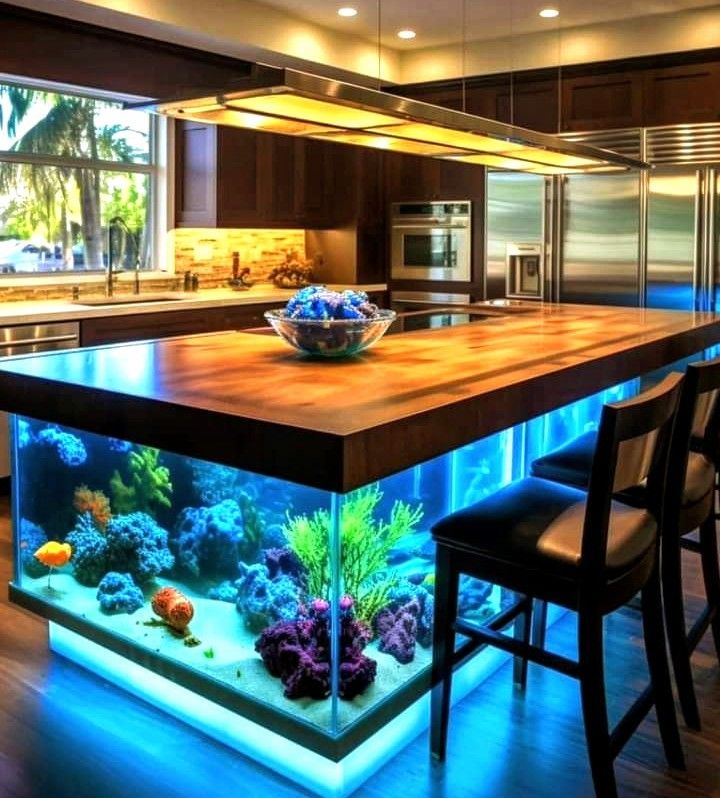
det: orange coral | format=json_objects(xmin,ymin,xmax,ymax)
[
  {"xmin": 151, "ymin": 586, "xmax": 194, "ymax": 633},
  {"xmin": 34, "ymin": 541, "xmax": 72, "ymax": 568},
  {"xmin": 73, "ymin": 485, "xmax": 112, "ymax": 530}
]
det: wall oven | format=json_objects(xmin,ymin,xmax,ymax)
[{"xmin": 391, "ymin": 201, "xmax": 471, "ymax": 281}]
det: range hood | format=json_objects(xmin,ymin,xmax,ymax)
[{"xmin": 134, "ymin": 65, "xmax": 648, "ymax": 174}]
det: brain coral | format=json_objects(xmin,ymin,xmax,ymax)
[
  {"xmin": 105, "ymin": 512, "xmax": 174, "ymax": 584},
  {"xmin": 36, "ymin": 426, "xmax": 87, "ymax": 466},
  {"xmin": 172, "ymin": 499, "xmax": 254, "ymax": 579},
  {"xmin": 234, "ymin": 562, "xmax": 301, "ymax": 633},
  {"xmin": 66, "ymin": 513, "xmax": 110, "ymax": 586},
  {"xmin": 96, "ymin": 572, "xmax": 144, "ymax": 615}
]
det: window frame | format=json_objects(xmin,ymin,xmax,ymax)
[{"xmin": 0, "ymin": 74, "xmax": 169, "ymax": 283}]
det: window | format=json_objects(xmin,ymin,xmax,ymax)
[{"xmin": 0, "ymin": 80, "xmax": 160, "ymax": 275}]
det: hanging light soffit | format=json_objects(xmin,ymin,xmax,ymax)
[{"xmin": 135, "ymin": 66, "xmax": 648, "ymax": 174}]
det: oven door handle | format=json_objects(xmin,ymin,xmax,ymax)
[{"xmin": 393, "ymin": 223, "xmax": 468, "ymax": 230}]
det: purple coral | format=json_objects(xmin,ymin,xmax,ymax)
[
  {"xmin": 263, "ymin": 546, "xmax": 305, "ymax": 583},
  {"xmin": 255, "ymin": 595, "xmax": 376, "ymax": 701},
  {"xmin": 375, "ymin": 600, "xmax": 420, "ymax": 664}
]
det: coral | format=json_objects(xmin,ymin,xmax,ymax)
[
  {"xmin": 375, "ymin": 600, "xmax": 421, "ymax": 664},
  {"xmin": 34, "ymin": 541, "xmax": 72, "ymax": 568},
  {"xmin": 36, "ymin": 425, "xmax": 87, "ymax": 466},
  {"xmin": 108, "ymin": 437, "xmax": 132, "ymax": 453},
  {"xmin": 19, "ymin": 518, "xmax": 48, "ymax": 578},
  {"xmin": 96, "ymin": 572, "xmax": 144, "ymax": 615},
  {"xmin": 254, "ymin": 596, "xmax": 376, "ymax": 701},
  {"xmin": 283, "ymin": 486, "xmax": 423, "ymax": 625},
  {"xmin": 151, "ymin": 585, "xmax": 194, "ymax": 632},
  {"xmin": 387, "ymin": 580, "xmax": 434, "ymax": 648},
  {"xmin": 110, "ymin": 446, "xmax": 172, "ymax": 515},
  {"xmin": 234, "ymin": 562, "xmax": 301, "ymax": 633},
  {"xmin": 191, "ymin": 461, "xmax": 238, "ymax": 505},
  {"xmin": 105, "ymin": 512, "xmax": 174, "ymax": 584},
  {"xmin": 263, "ymin": 546, "xmax": 305, "ymax": 583},
  {"xmin": 66, "ymin": 513, "xmax": 110, "ymax": 586},
  {"xmin": 207, "ymin": 580, "xmax": 238, "ymax": 603},
  {"xmin": 73, "ymin": 485, "xmax": 112, "ymax": 531},
  {"xmin": 17, "ymin": 419, "xmax": 31, "ymax": 449},
  {"xmin": 172, "ymin": 499, "xmax": 255, "ymax": 580}
]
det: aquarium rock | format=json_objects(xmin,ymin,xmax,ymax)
[
  {"xmin": 36, "ymin": 425, "xmax": 87, "ymax": 466},
  {"xmin": 66, "ymin": 514, "xmax": 110, "ymax": 586},
  {"xmin": 19, "ymin": 518, "xmax": 48, "ymax": 578},
  {"xmin": 96, "ymin": 572, "xmax": 144, "ymax": 614},
  {"xmin": 105, "ymin": 512, "xmax": 174, "ymax": 584}
]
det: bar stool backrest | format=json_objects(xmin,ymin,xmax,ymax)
[{"xmin": 580, "ymin": 372, "xmax": 684, "ymax": 589}]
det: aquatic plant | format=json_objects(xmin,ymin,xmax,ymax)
[
  {"xmin": 255, "ymin": 595, "xmax": 376, "ymax": 700},
  {"xmin": 151, "ymin": 585, "xmax": 194, "ymax": 633},
  {"xmin": 110, "ymin": 446, "xmax": 172, "ymax": 515},
  {"xmin": 172, "ymin": 499, "xmax": 258, "ymax": 580},
  {"xmin": 96, "ymin": 571, "xmax": 144, "ymax": 615},
  {"xmin": 36, "ymin": 426, "xmax": 87, "ymax": 466},
  {"xmin": 234, "ymin": 562, "xmax": 301, "ymax": 633},
  {"xmin": 283, "ymin": 486, "xmax": 423, "ymax": 625},
  {"xmin": 105, "ymin": 512, "xmax": 174, "ymax": 584},
  {"xmin": 66, "ymin": 513, "xmax": 110, "ymax": 586},
  {"xmin": 34, "ymin": 540, "xmax": 72, "ymax": 590},
  {"xmin": 19, "ymin": 518, "xmax": 48, "ymax": 578},
  {"xmin": 203, "ymin": 647, "xmax": 215, "ymax": 659},
  {"xmin": 73, "ymin": 485, "xmax": 112, "ymax": 531}
]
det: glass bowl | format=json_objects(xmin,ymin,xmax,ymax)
[{"xmin": 264, "ymin": 309, "xmax": 397, "ymax": 357}]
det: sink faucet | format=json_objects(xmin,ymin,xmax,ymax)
[{"xmin": 107, "ymin": 216, "xmax": 141, "ymax": 297}]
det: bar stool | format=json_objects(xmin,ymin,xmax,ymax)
[
  {"xmin": 531, "ymin": 357, "xmax": 720, "ymax": 730},
  {"xmin": 430, "ymin": 374, "xmax": 685, "ymax": 798}
]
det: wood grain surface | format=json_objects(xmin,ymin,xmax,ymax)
[{"xmin": 0, "ymin": 303, "xmax": 718, "ymax": 491}]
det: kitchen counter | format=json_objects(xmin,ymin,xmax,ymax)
[
  {"xmin": 0, "ymin": 283, "xmax": 387, "ymax": 325},
  {"xmin": 0, "ymin": 301, "xmax": 717, "ymax": 492}
]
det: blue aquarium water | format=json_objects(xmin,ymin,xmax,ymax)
[{"xmin": 11, "ymin": 374, "xmax": 648, "ymax": 749}]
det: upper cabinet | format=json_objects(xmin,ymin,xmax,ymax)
[
  {"xmin": 643, "ymin": 62, "xmax": 720, "ymax": 126},
  {"xmin": 561, "ymin": 71, "xmax": 644, "ymax": 131}
]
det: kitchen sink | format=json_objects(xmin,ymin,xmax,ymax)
[{"xmin": 72, "ymin": 293, "xmax": 189, "ymax": 306}]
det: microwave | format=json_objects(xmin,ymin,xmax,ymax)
[{"xmin": 391, "ymin": 201, "xmax": 472, "ymax": 282}]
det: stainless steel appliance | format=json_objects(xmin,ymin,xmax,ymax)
[
  {"xmin": 486, "ymin": 172, "xmax": 546, "ymax": 301},
  {"xmin": 390, "ymin": 201, "xmax": 471, "ymax": 282},
  {"xmin": 0, "ymin": 321, "xmax": 80, "ymax": 477},
  {"xmin": 506, "ymin": 243, "xmax": 543, "ymax": 300}
]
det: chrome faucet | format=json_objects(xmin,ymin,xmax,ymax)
[{"xmin": 107, "ymin": 217, "xmax": 141, "ymax": 297}]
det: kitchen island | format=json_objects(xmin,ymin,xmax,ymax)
[{"xmin": 1, "ymin": 302, "xmax": 719, "ymax": 797}]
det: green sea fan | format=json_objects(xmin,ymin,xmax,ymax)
[
  {"xmin": 110, "ymin": 446, "xmax": 173, "ymax": 515},
  {"xmin": 283, "ymin": 485, "xmax": 423, "ymax": 625}
]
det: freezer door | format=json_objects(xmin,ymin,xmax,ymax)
[
  {"xmin": 486, "ymin": 172, "xmax": 544, "ymax": 300},
  {"xmin": 560, "ymin": 172, "xmax": 641, "ymax": 306},
  {"xmin": 647, "ymin": 166, "xmax": 701, "ymax": 310}
]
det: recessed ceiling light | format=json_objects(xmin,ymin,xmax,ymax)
[
  {"xmin": 539, "ymin": 8, "xmax": 559, "ymax": 17},
  {"xmin": 337, "ymin": 7, "xmax": 358, "ymax": 17},
  {"xmin": 397, "ymin": 29, "xmax": 417, "ymax": 39}
]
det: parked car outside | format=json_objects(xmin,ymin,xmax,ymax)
[{"xmin": 0, "ymin": 240, "xmax": 48, "ymax": 273}]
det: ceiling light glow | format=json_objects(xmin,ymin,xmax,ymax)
[
  {"xmin": 539, "ymin": 8, "xmax": 559, "ymax": 18},
  {"xmin": 337, "ymin": 7, "xmax": 358, "ymax": 17},
  {"xmin": 397, "ymin": 29, "xmax": 416, "ymax": 39}
]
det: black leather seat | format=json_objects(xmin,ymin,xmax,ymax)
[
  {"xmin": 430, "ymin": 374, "xmax": 686, "ymax": 798},
  {"xmin": 530, "ymin": 357, "xmax": 720, "ymax": 730}
]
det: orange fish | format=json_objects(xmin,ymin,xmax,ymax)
[{"xmin": 34, "ymin": 541, "xmax": 72, "ymax": 569}]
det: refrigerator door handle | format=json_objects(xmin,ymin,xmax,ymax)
[
  {"xmin": 693, "ymin": 169, "xmax": 705, "ymax": 311},
  {"xmin": 707, "ymin": 168, "xmax": 717, "ymax": 313}
]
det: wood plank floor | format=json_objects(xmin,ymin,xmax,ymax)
[{"xmin": 1, "ymin": 496, "xmax": 720, "ymax": 798}]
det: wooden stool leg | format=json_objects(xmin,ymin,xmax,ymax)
[
  {"xmin": 430, "ymin": 545, "xmax": 460, "ymax": 762},
  {"xmin": 699, "ymin": 513, "xmax": 720, "ymax": 660},
  {"xmin": 531, "ymin": 598, "xmax": 548, "ymax": 649},
  {"xmin": 513, "ymin": 594, "xmax": 532, "ymax": 690},
  {"xmin": 662, "ymin": 530, "xmax": 701, "ymax": 729},
  {"xmin": 578, "ymin": 611, "xmax": 618, "ymax": 798},
  {"xmin": 642, "ymin": 564, "xmax": 686, "ymax": 770}
]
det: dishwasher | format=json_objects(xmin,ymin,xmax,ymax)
[{"xmin": 0, "ymin": 321, "xmax": 80, "ymax": 477}]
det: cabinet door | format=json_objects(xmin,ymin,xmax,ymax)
[
  {"xmin": 216, "ymin": 128, "xmax": 271, "ymax": 226},
  {"xmin": 175, "ymin": 121, "xmax": 217, "ymax": 227},
  {"xmin": 495, "ymin": 79, "xmax": 560, "ymax": 132},
  {"xmin": 644, "ymin": 63, "xmax": 720, "ymax": 126},
  {"xmin": 80, "ymin": 307, "xmax": 226, "ymax": 346},
  {"xmin": 561, "ymin": 72, "xmax": 643, "ymax": 131}
]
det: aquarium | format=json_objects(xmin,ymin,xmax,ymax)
[{"xmin": 9, "ymin": 378, "xmax": 638, "ymax": 796}]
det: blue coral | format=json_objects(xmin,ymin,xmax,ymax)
[
  {"xmin": 234, "ymin": 562, "xmax": 300, "ymax": 632},
  {"xmin": 96, "ymin": 572, "xmax": 144, "ymax": 614},
  {"xmin": 105, "ymin": 512, "xmax": 174, "ymax": 584},
  {"xmin": 19, "ymin": 518, "xmax": 48, "ymax": 578},
  {"xmin": 66, "ymin": 513, "xmax": 109, "ymax": 586},
  {"xmin": 17, "ymin": 419, "xmax": 32, "ymax": 449},
  {"xmin": 36, "ymin": 425, "xmax": 87, "ymax": 466},
  {"xmin": 207, "ymin": 580, "xmax": 238, "ymax": 603},
  {"xmin": 172, "ymin": 499, "xmax": 251, "ymax": 579},
  {"xmin": 108, "ymin": 437, "xmax": 133, "ymax": 453},
  {"xmin": 284, "ymin": 286, "xmax": 378, "ymax": 321}
]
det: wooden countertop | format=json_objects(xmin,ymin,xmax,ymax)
[{"xmin": 0, "ymin": 302, "xmax": 718, "ymax": 492}]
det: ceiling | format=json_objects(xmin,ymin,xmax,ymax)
[{"xmin": 258, "ymin": 0, "xmax": 720, "ymax": 49}]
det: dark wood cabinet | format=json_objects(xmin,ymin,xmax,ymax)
[
  {"xmin": 80, "ymin": 302, "xmax": 285, "ymax": 347},
  {"xmin": 643, "ymin": 62, "xmax": 720, "ymax": 126},
  {"xmin": 561, "ymin": 71, "xmax": 643, "ymax": 131}
]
